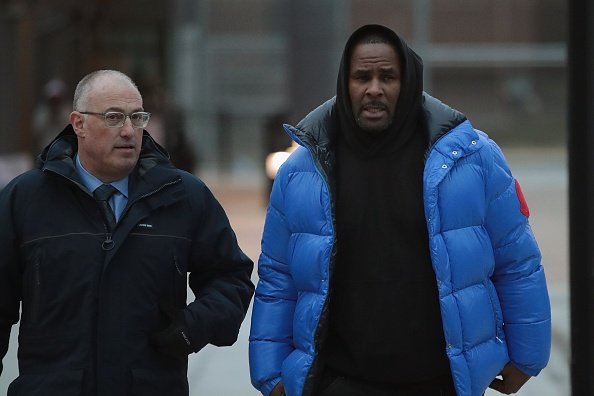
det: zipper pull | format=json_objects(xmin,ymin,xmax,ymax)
[{"xmin": 102, "ymin": 233, "xmax": 115, "ymax": 251}]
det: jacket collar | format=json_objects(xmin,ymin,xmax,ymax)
[
  {"xmin": 284, "ymin": 97, "xmax": 337, "ymax": 152},
  {"xmin": 285, "ymin": 93, "xmax": 468, "ymax": 153},
  {"xmin": 422, "ymin": 93, "xmax": 467, "ymax": 145},
  {"xmin": 36, "ymin": 124, "xmax": 182, "ymax": 202}
]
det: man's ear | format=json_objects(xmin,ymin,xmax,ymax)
[{"xmin": 70, "ymin": 111, "xmax": 85, "ymax": 137}]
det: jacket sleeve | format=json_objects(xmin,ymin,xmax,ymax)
[
  {"xmin": 183, "ymin": 183, "xmax": 255, "ymax": 353},
  {"xmin": 249, "ymin": 165, "xmax": 298, "ymax": 396},
  {"xmin": 0, "ymin": 181, "xmax": 24, "ymax": 377},
  {"xmin": 483, "ymin": 140, "xmax": 551, "ymax": 376}
]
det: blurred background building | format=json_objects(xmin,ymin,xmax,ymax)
[{"xmin": 0, "ymin": 0, "xmax": 566, "ymax": 181}]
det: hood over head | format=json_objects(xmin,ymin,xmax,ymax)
[{"xmin": 336, "ymin": 24, "xmax": 425, "ymax": 158}]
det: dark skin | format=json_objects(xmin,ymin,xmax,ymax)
[
  {"xmin": 270, "ymin": 381, "xmax": 285, "ymax": 396},
  {"xmin": 488, "ymin": 362, "xmax": 531, "ymax": 394},
  {"xmin": 348, "ymin": 42, "xmax": 400, "ymax": 134}
]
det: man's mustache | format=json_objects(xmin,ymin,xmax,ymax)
[{"xmin": 359, "ymin": 101, "xmax": 389, "ymax": 112}]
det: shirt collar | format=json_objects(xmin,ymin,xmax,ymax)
[{"xmin": 75, "ymin": 154, "xmax": 129, "ymax": 198}]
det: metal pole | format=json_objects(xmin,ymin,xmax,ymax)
[
  {"xmin": 167, "ymin": 0, "xmax": 212, "ymax": 172},
  {"xmin": 15, "ymin": 1, "xmax": 35, "ymax": 156},
  {"xmin": 286, "ymin": 0, "xmax": 348, "ymax": 124},
  {"xmin": 412, "ymin": 0, "xmax": 432, "ymax": 92},
  {"xmin": 568, "ymin": 0, "xmax": 594, "ymax": 394}
]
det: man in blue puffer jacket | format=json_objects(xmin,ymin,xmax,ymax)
[{"xmin": 249, "ymin": 24, "xmax": 550, "ymax": 396}]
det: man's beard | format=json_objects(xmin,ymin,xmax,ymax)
[{"xmin": 355, "ymin": 100, "xmax": 393, "ymax": 133}]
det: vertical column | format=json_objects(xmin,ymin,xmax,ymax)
[
  {"xmin": 16, "ymin": 2, "xmax": 34, "ymax": 155},
  {"xmin": 167, "ymin": 0, "xmax": 214, "ymax": 173},
  {"xmin": 0, "ymin": 5, "xmax": 18, "ymax": 153},
  {"xmin": 412, "ymin": 0, "xmax": 432, "ymax": 92},
  {"xmin": 286, "ymin": 0, "xmax": 349, "ymax": 124},
  {"xmin": 568, "ymin": 0, "xmax": 594, "ymax": 394}
]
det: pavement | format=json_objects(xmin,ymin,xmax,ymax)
[{"xmin": 0, "ymin": 146, "xmax": 570, "ymax": 395}]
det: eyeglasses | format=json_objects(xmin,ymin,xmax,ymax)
[{"xmin": 79, "ymin": 111, "xmax": 151, "ymax": 128}]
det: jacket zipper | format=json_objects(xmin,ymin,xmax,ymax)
[
  {"xmin": 101, "ymin": 228, "xmax": 114, "ymax": 251},
  {"xmin": 293, "ymin": 133, "xmax": 337, "ymax": 394}
]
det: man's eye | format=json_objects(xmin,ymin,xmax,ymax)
[{"xmin": 105, "ymin": 113, "xmax": 122, "ymax": 121}]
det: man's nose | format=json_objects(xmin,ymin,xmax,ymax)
[
  {"xmin": 120, "ymin": 117, "xmax": 136, "ymax": 135},
  {"xmin": 367, "ymin": 78, "xmax": 383, "ymax": 96}
]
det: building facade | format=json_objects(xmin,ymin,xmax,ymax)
[{"xmin": 0, "ymin": 0, "xmax": 566, "ymax": 180}]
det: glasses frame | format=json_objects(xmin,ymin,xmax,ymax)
[{"xmin": 79, "ymin": 111, "xmax": 151, "ymax": 128}]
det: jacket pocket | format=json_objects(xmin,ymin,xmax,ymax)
[
  {"xmin": 485, "ymin": 280, "xmax": 505, "ymax": 342},
  {"xmin": 130, "ymin": 367, "xmax": 188, "ymax": 396},
  {"xmin": 172, "ymin": 253, "xmax": 187, "ymax": 306},
  {"xmin": 7, "ymin": 369, "xmax": 83, "ymax": 396}
]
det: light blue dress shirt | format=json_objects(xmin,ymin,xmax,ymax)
[{"xmin": 75, "ymin": 155, "xmax": 129, "ymax": 222}]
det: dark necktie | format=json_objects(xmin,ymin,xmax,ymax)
[{"xmin": 93, "ymin": 184, "xmax": 118, "ymax": 231}]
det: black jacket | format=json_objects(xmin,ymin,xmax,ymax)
[{"xmin": 0, "ymin": 125, "xmax": 254, "ymax": 395}]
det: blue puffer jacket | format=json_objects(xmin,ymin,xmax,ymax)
[{"xmin": 249, "ymin": 94, "xmax": 551, "ymax": 396}]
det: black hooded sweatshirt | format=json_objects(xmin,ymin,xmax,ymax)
[{"xmin": 321, "ymin": 25, "xmax": 453, "ymax": 391}]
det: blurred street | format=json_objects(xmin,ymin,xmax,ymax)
[{"xmin": 0, "ymin": 147, "xmax": 569, "ymax": 395}]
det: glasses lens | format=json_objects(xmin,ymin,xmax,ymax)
[
  {"xmin": 130, "ymin": 112, "xmax": 150, "ymax": 128},
  {"xmin": 104, "ymin": 112, "xmax": 125, "ymax": 127}
]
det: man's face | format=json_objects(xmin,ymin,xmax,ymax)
[
  {"xmin": 348, "ymin": 42, "xmax": 401, "ymax": 133},
  {"xmin": 71, "ymin": 77, "xmax": 144, "ymax": 182}
]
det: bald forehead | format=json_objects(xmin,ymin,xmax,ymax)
[
  {"xmin": 89, "ymin": 74, "xmax": 138, "ymax": 94},
  {"xmin": 74, "ymin": 70, "xmax": 140, "ymax": 110},
  {"xmin": 85, "ymin": 77, "xmax": 143, "ymax": 113}
]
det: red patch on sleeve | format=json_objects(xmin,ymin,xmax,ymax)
[{"xmin": 515, "ymin": 180, "xmax": 530, "ymax": 217}]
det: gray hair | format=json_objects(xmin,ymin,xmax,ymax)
[{"xmin": 72, "ymin": 70, "xmax": 138, "ymax": 111}]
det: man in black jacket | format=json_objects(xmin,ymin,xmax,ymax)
[{"xmin": 0, "ymin": 69, "xmax": 254, "ymax": 395}]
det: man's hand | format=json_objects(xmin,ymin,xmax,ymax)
[
  {"xmin": 270, "ymin": 381, "xmax": 285, "ymax": 396},
  {"xmin": 489, "ymin": 362, "xmax": 531, "ymax": 394},
  {"xmin": 150, "ymin": 302, "xmax": 194, "ymax": 360}
]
